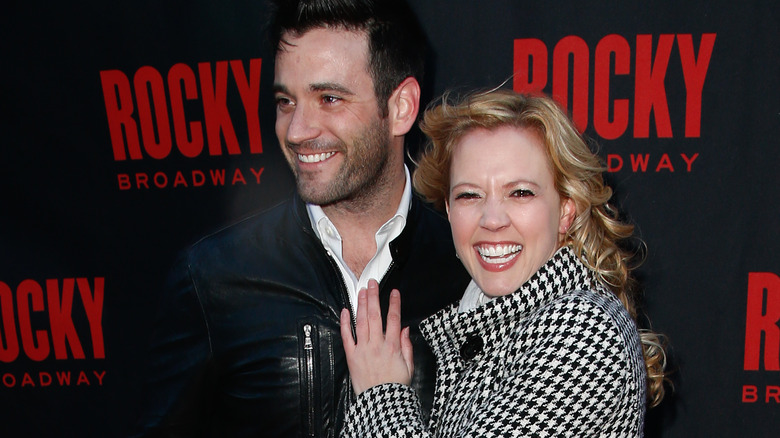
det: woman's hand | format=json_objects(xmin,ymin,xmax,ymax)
[{"xmin": 340, "ymin": 279, "xmax": 415, "ymax": 395}]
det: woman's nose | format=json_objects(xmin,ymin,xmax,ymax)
[{"xmin": 479, "ymin": 199, "xmax": 511, "ymax": 231}]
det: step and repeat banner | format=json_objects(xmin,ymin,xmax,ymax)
[{"xmin": 2, "ymin": 1, "xmax": 778, "ymax": 436}]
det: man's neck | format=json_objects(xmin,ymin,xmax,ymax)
[{"xmin": 321, "ymin": 165, "xmax": 406, "ymax": 277}]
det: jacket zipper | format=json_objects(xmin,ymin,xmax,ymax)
[
  {"xmin": 323, "ymin": 252, "xmax": 357, "ymax": 412},
  {"xmin": 377, "ymin": 260, "xmax": 395, "ymax": 295},
  {"xmin": 303, "ymin": 323, "xmax": 316, "ymax": 437},
  {"xmin": 322, "ymin": 248, "xmax": 397, "ymax": 418}
]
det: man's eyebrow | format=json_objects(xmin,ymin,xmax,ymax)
[
  {"xmin": 271, "ymin": 83, "xmax": 289, "ymax": 95},
  {"xmin": 309, "ymin": 82, "xmax": 355, "ymax": 95},
  {"xmin": 271, "ymin": 82, "xmax": 356, "ymax": 96}
]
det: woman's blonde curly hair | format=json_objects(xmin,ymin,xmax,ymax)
[{"xmin": 413, "ymin": 89, "xmax": 668, "ymax": 407}]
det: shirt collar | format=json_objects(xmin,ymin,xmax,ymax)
[{"xmin": 306, "ymin": 165, "xmax": 413, "ymax": 240}]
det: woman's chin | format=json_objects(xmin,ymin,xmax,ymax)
[{"xmin": 479, "ymin": 282, "xmax": 521, "ymax": 298}]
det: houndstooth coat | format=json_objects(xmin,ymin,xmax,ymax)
[{"xmin": 342, "ymin": 246, "xmax": 646, "ymax": 437}]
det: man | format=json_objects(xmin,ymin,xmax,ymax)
[{"xmin": 130, "ymin": 0, "xmax": 469, "ymax": 436}]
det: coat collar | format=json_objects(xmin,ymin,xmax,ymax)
[{"xmin": 420, "ymin": 246, "xmax": 606, "ymax": 362}]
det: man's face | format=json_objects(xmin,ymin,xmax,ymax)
[{"xmin": 273, "ymin": 27, "xmax": 393, "ymax": 206}]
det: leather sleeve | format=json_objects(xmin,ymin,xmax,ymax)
[{"xmin": 128, "ymin": 253, "xmax": 214, "ymax": 438}]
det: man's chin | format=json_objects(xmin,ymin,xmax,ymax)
[{"xmin": 297, "ymin": 183, "xmax": 337, "ymax": 206}]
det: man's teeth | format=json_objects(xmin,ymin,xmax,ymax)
[
  {"xmin": 477, "ymin": 244, "xmax": 522, "ymax": 263},
  {"xmin": 298, "ymin": 152, "xmax": 335, "ymax": 163}
]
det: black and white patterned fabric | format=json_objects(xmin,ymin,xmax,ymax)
[{"xmin": 342, "ymin": 246, "xmax": 646, "ymax": 437}]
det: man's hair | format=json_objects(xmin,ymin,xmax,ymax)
[{"xmin": 268, "ymin": 0, "xmax": 426, "ymax": 116}]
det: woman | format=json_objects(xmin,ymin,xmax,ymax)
[{"xmin": 339, "ymin": 90, "xmax": 667, "ymax": 436}]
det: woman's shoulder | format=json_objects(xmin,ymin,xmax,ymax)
[
  {"xmin": 533, "ymin": 286, "xmax": 636, "ymax": 335},
  {"xmin": 505, "ymin": 286, "xmax": 646, "ymax": 393},
  {"xmin": 514, "ymin": 286, "xmax": 643, "ymax": 368}
]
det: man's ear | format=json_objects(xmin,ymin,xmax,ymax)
[{"xmin": 388, "ymin": 77, "xmax": 420, "ymax": 137}]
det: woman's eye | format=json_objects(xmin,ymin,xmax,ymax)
[
  {"xmin": 511, "ymin": 189, "xmax": 535, "ymax": 198},
  {"xmin": 454, "ymin": 192, "xmax": 480, "ymax": 200}
]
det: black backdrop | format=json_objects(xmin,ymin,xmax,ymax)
[{"xmin": 2, "ymin": 1, "xmax": 779, "ymax": 436}]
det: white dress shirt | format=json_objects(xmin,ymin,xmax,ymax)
[{"xmin": 307, "ymin": 166, "xmax": 412, "ymax": 312}]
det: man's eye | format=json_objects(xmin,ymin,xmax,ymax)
[
  {"xmin": 275, "ymin": 96, "xmax": 294, "ymax": 109},
  {"xmin": 322, "ymin": 95, "xmax": 342, "ymax": 104}
]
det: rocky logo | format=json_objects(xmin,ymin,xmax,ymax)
[
  {"xmin": 513, "ymin": 34, "xmax": 716, "ymax": 139},
  {"xmin": 100, "ymin": 59, "xmax": 263, "ymax": 161},
  {"xmin": 0, "ymin": 278, "xmax": 104, "ymax": 362},
  {"xmin": 513, "ymin": 33, "xmax": 716, "ymax": 174},
  {"xmin": 742, "ymin": 272, "xmax": 780, "ymax": 404},
  {"xmin": 1, "ymin": 277, "xmax": 106, "ymax": 389},
  {"xmin": 100, "ymin": 59, "xmax": 267, "ymax": 191}
]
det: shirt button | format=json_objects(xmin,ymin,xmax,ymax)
[{"xmin": 460, "ymin": 335, "xmax": 484, "ymax": 361}]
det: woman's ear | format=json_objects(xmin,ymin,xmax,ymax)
[
  {"xmin": 559, "ymin": 197, "xmax": 576, "ymax": 234},
  {"xmin": 388, "ymin": 77, "xmax": 420, "ymax": 137}
]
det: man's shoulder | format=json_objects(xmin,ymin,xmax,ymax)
[{"xmin": 185, "ymin": 196, "xmax": 306, "ymax": 261}]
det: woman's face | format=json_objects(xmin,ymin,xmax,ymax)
[{"xmin": 446, "ymin": 126, "xmax": 575, "ymax": 297}]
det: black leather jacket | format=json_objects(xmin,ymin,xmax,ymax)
[{"xmin": 130, "ymin": 193, "xmax": 470, "ymax": 437}]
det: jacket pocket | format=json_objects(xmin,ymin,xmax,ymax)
[{"xmin": 298, "ymin": 320, "xmax": 322, "ymax": 437}]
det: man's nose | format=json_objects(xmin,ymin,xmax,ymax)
[{"xmin": 285, "ymin": 104, "xmax": 321, "ymax": 145}]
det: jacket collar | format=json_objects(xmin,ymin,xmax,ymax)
[
  {"xmin": 420, "ymin": 246, "xmax": 605, "ymax": 361},
  {"xmin": 387, "ymin": 195, "xmax": 424, "ymax": 265},
  {"xmin": 290, "ymin": 189, "xmax": 426, "ymax": 267}
]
